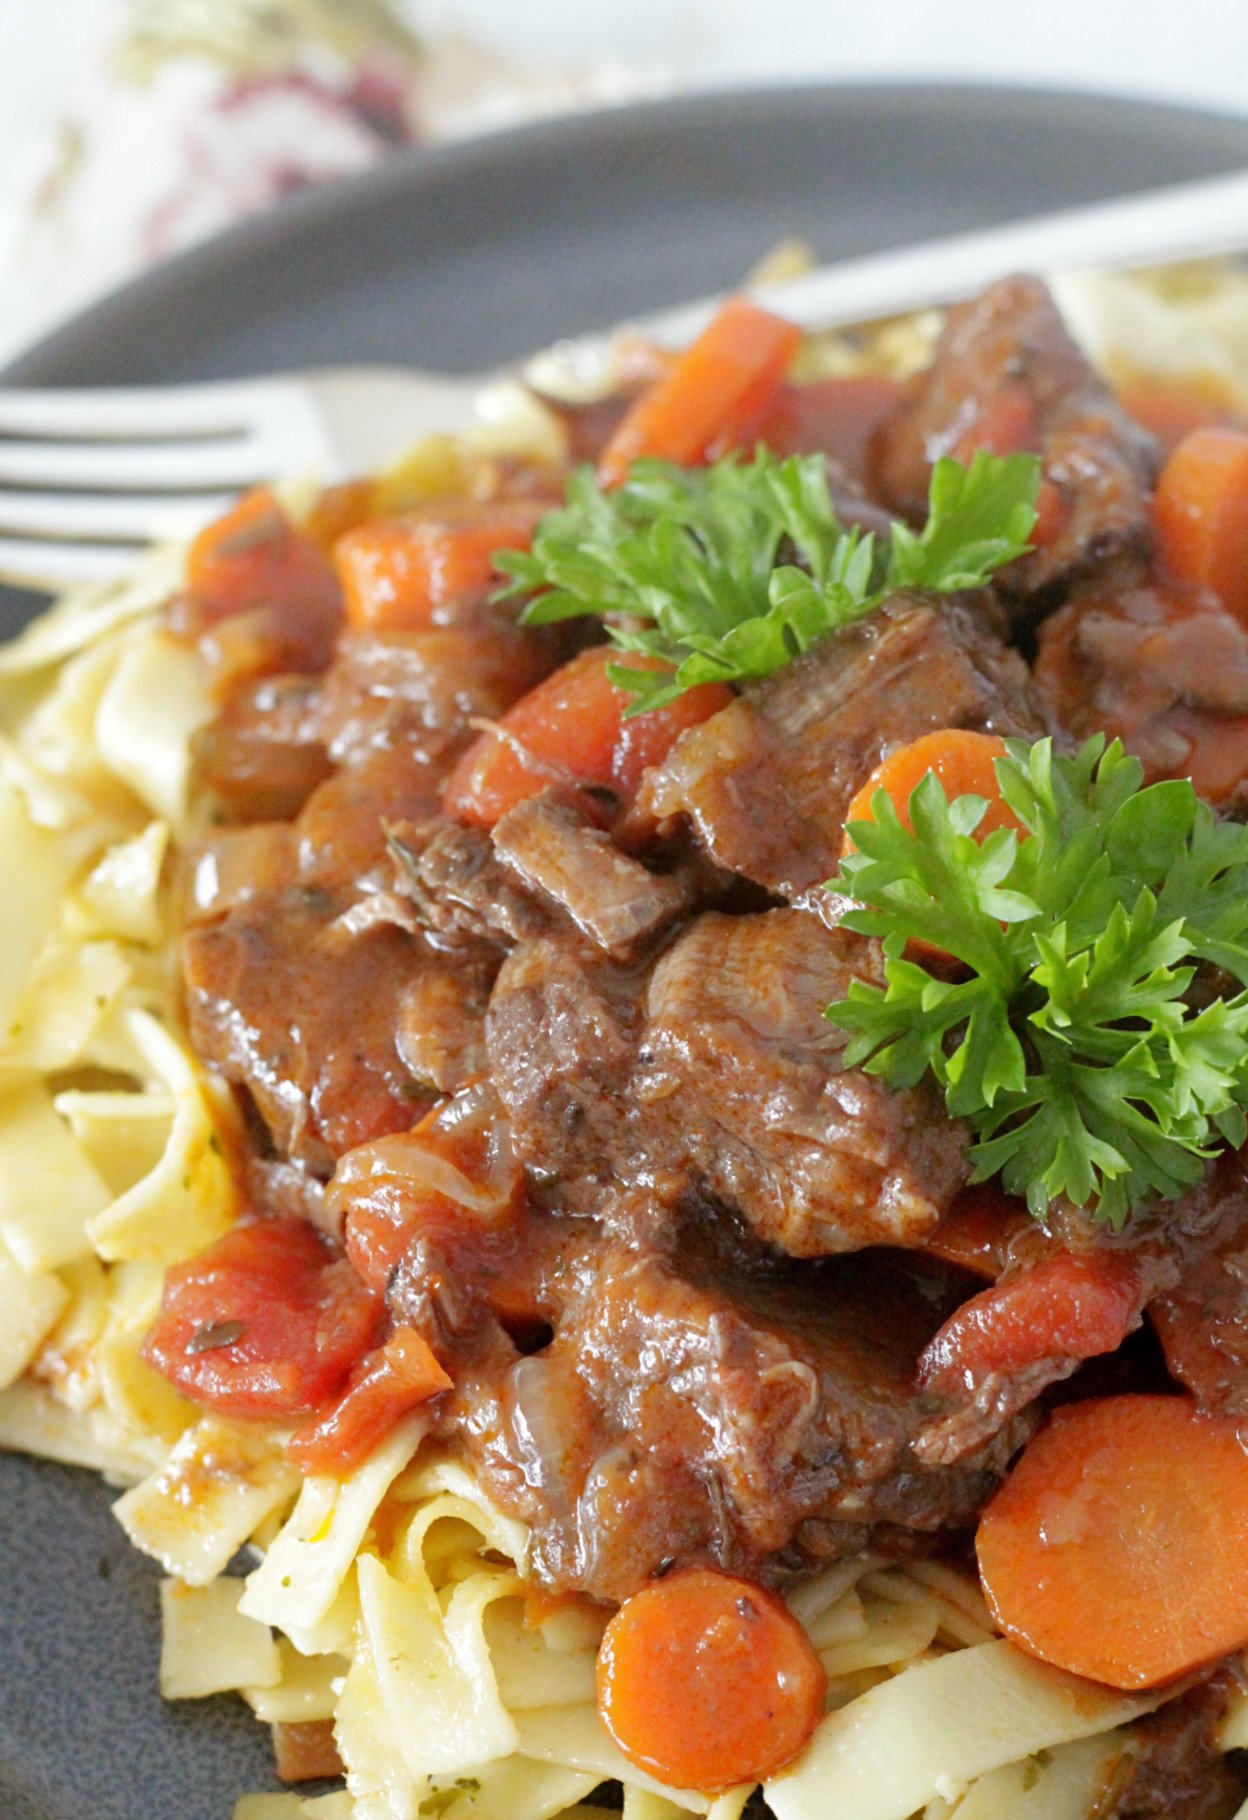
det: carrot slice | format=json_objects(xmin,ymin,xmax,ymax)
[
  {"xmin": 186, "ymin": 487, "xmax": 340, "ymax": 625},
  {"xmin": 335, "ymin": 498, "xmax": 551, "ymax": 632},
  {"xmin": 442, "ymin": 646, "xmax": 732, "ymax": 830},
  {"xmin": 597, "ymin": 1567, "xmax": 826, "ymax": 1792},
  {"xmin": 977, "ymin": 1394, "xmax": 1248, "ymax": 1690},
  {"xmin": 286, "ymin": 1326, "xmax": 451, "ymax": 1476},
  {"xmin": 842, "ymin": 729, "xmax": 1023, "ymax": 853},
  {"xmin": 598, "ymin": 297, "xmax": 803, "ymax": 487},
  {"xmin": 1120, "ymin": 382, "xmax": 1234, "ymax": 458},
  {"xmin": 1154, "ymin": 426, "xmax": 1248, "ymax": 625}
]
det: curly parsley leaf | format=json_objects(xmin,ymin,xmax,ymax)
[
  {"xmin": 496, "ymin": 448, "xmax": 1039, "ymax": 716},
  {"xmin": 826, "ymin": 736, "xmax": 1248, "ymax": 1228}
]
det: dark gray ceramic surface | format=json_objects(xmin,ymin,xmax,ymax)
[{"xmin": 4, "ymin": 80, "xmax": 1248, "ymax": 1820}]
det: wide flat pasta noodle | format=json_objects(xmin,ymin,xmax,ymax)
[
  {"xmin": 0, "ymin": 1239, "xmax": 69, "ymax": 1389},
  {"xmin": 765, "ymin": 1640, "xmax": 1158, "ymax": 1820},
  {"xmin": 241, "ymin": 1414, "xmax": 430, "ymax": 1650},
  {"xmin": 159, "ymin": 1576, "xmax": 282, "ymax": 1700},
  {"xmin": 115, "ymin": 1413, "xmax": 300, "ymax": 1584}
]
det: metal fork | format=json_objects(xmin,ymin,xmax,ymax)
[{"xmin": 6, "ymin": 163, "xmax": 1248, "ymax": 593}]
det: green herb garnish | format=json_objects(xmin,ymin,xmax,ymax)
[
  {"xmin": 826, "ymin": 736, "xmax": 1248, "ymax": 1228},
  {"xmin": 496, "ymin": 449, "xmax": 1040, "ymax": 715}
]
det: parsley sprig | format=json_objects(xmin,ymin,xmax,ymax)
[
  {"xmin": 496, "ymin": 449, "xmax": 1040, "ymax": 715},
  {"xmin": 826, "ymin": 737, "xmax": 1248, "ymax": 1228}
]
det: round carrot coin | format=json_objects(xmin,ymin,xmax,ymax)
[
  {"xmin": 843, "ymin": 728, "xmax": 1023, "ymax": 851},
  {"xmin": 977, "ymin": 1394, "xmax": 1248, "ymax": 1690},
  {"xmin": 596, "ymin": 1566, "xmax": 826, "ymax": 1792}
]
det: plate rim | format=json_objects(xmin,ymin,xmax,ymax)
[{"xmin": 7, "ymin": 75, "xmax": 1248, "ymax": 386}]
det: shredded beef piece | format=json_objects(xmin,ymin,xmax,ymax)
[
  {"xmin": 1149, "ymin": 1155, "xmax": 1248, "ymax": 1416},
  {"xmin": 636, "ymin": 593, "xmax": 1043, "ymax": 899},
  {"xmin": 636, "ymin": 910, "xmax": 966, "ymax": 1253},
  {"xmin": 436, "ymin": 1211, "xmax": 1028, "ymax": 1602},
  {"xmin": 388, "ymin": 818, "xmax": 564, "ymax": 953},
  {"xmin": 1106, "ymin": 1672, "xmax": 1248, "ymax": 1820},
  {"xmin": 873, "ymin": 273, "xmax": 1156, "ymax": 616},
  {"xmin": 395, "ymin": 961, "xmax": 493, "ymax": 1096},
  {"xmin": 1034, "ymin": 576, "xmax": 1248, "ymax": 803},
  {"xmin": 491, "ymin": 792, "xmax": 690, "ymax": 962},
  {"xmin": 489, "ymin": 910, "xmax": 967, "ymax": 1253},
  {"xmin": 486, "ymin": 936, "xmax": 642, "ymax": 1197}
]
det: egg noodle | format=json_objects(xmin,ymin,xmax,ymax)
[{"xmin": 6, "ymin": 266, "xmax": 1248, "ymax": 1820}]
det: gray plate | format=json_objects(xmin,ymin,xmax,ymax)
[{"xmin": 4, "ymin": 79, "xmax": 1248, "ymax": 1820}]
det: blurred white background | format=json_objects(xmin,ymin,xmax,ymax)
[
  {"xmin": 7, "ymin": 0, "xmax": 1248, "ymax": 182},
  {"xmin": 3, "ymin": 0, "xmax": 1248, "ymax": 361}
]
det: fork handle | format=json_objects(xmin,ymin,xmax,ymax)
[{"xmin": 612, "ymin": 164, "xmax": 1248, "ymax": 348}]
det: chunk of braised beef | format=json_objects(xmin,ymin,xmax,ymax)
[
  {"xmin": 490, "ymin": 792, "xmax": 690, "ymax": 963},
  {"xmin": 183, "ymin": 906, "xmax": 451, "ymax": 1173},
  {"xmin": 392, "ymin": 797, "xmax": 698, "ymax": 966},
  {"xmin": 1104, "ymin": 1671, "xmax": 1248, "ymax": 1820},
  {"xmin": 193, "ymin": 674, "xmax": 332, "ymax": 823},
  {"xmin": 872, "ymin": 273, "xmax": 1157, "ymax": 618},
  {"xmin": 488, "ymin": 911, "xmax": 968, "ymax": 1253},
  {"xmin": 487, "ymin": 936, "xmax": 642, "ymax": 1198},
  {"xmin": 313, "ymin": 620, "xmax": 556, "ymax": 761},
  {"xmin": 1034, "ymin": 577, "xmax": 1248, "ymax": 804},
  {"xmin": 181, "ymin": 619, "xmax": 549, "ymax": 1171},
  {"xmin": 387, "ymin": 818, "xmax": 561, "ymax": 954},
  {"xmin": 636, "ymin": 909, "xmax": 966, "ymax": 1254},
  {"xmin": 445, "ymin": 1212, "xmax": 1028, "ymax": 1602},
  {"xmin": 636, "ymin": 593, "xmax": 1043, "ymax": 899},
  {"xmin": 1148, "ymin": 1155, "xmax": 1248, "ymax": 1417}
]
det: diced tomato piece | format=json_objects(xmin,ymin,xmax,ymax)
[
  {"xmin": 334, "ymin": 498, "xmax": 553, "ymax": 632},
  {"xmin": 921, "ymin": 1182, "xmax": 1031, "ymax": 1281},
  {"xmin": 919, "ymin": 1249, "xmax": 1144, "ymax": 1393},
  {"xmin": 442, "ymin": 647, "xmax": 732, "ymax": 830},
  {"xmin": 342, "ymin": 1190, "xmax": 433, "ymax": 1294},
  {"xmin": 335, "ymin": 1083, "xmax": 523, "ymax": 1290},
  {"xmin": 143, "ymin": 1218, "xmax": 383, "ymax": 1421},
  {"xmin": 754, "ymin": 373, "xmax": 901, "ymax": 476},
  {"xmin": 598, "ymin": 298, "xmax": 802, "ymax": 487},
  {"xmin": 286, "ymin": 1326, "xmax": 452, "ymax": 1476}
]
